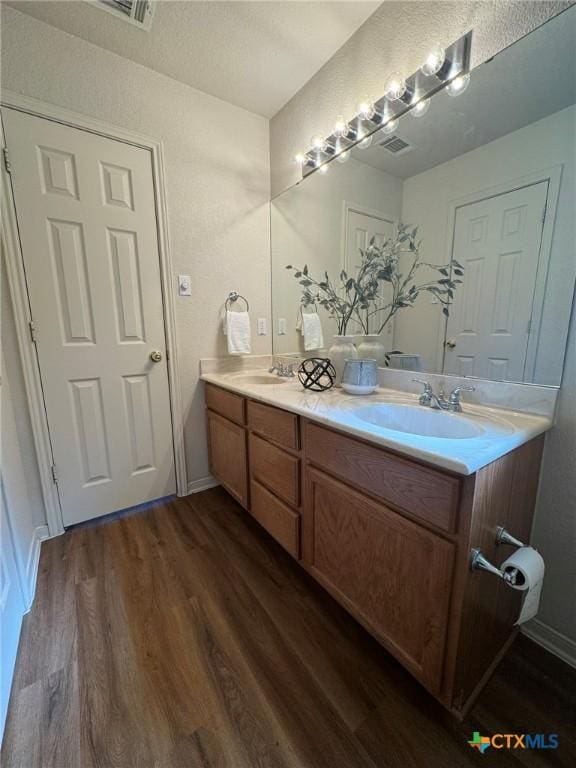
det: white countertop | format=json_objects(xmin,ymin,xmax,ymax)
[{"xmin": 201, "ymin": 370, "xmax": 552, "ymax": 476}]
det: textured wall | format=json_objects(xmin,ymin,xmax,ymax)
[
  {"xmin": 270, "ymin": 0, "xmax": 572, "ymax": 197},
  {"xmin": 1, "ymin": 6, "xmax": 271, "ymax": 490},
  {"xmin": 532, "ymin": 297, "xmax": 576, "ymax": 643}
]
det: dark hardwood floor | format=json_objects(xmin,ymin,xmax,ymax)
[{"xmin": 2, "ymin": 488, "xmax": 575, "ymax": 767}]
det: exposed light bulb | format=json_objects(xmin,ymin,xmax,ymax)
[
  {"xmin": 381, "ymin": 117, "xmax": 399, "ymax": 135},
  {"xmin": 411, "ymin": 97, "xmax": 430, "ymax": 117},
  {"xmin": 384, "ymin": 72, "xmax": 406, "ymax": 101},
  {"xmin": 294, "ymin": 152, "xmax": 306, "ymax": 165},
  {"xmin": 318, "ymin": 164, "xmax": 329, "ymax": 174},
  {"xmin": 334, "ymin": 115, "xmax": 348, "ymax": 137},
  {"xmin": 421, "ymin": 44, "xmax": 446, "ymax": 76},
  {"xmin": 336, "ymin": 150, "xmax": 350, "ymax": 164},
  {"xmin": 358, "ymin": 135, "xmax": 373, "ymax": 149},
  {"xmin": 446, "ymin": 72, "xmax": 470, "ymax": 97},
  {"xmin": 357, "ymin": 97, "xmax": 375, "ymax": 121},
  {"xmin": 310, "ymin": 134, "xmax": 327, "ymax": 151}
]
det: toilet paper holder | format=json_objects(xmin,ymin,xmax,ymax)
[{"xmin": 470, "ymin": 527, "xmax": 526, "ymax": 582}]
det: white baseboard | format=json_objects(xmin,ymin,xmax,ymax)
[
  {"xmin": 187, "ymin": 476, "xmax": 219, "ymax": 495},
  {"xmin": 522, "ymin": 619, "xmax": 576, "ymax": 669},
  {"xmin": 24, "ymin": 525, "xmax": 49, "ymax": 612}
]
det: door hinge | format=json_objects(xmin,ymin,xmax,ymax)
[
  {"xmin": 3, "ymin": 147, "xmax": 12, "ymax": 174},
  {"xmin": 527, "ymin": 318, "xmax": 532, "ymax": 334},
  {"xmin": 51, "ymin": 464, "xmax": 59, "ymax": 484},
  {"xmin": 541, "ymin": 202, "xmax": 547, "ymax": 224},
  {"xmin": 29, "ymin": 320, "xmax": 37, "ymax": 343}
]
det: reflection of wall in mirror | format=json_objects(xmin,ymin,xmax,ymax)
[
  {"xmin": 271, "ymin": 157, "xmax": 402, "ymax": 354},
  {"xmin": 396, "ymin": 104, "xmax": 575, "ymax": 385}
]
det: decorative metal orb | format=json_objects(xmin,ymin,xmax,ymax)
[{"xmin": 298, "ymin": 358, "xmax": 336, "ymax": 391}]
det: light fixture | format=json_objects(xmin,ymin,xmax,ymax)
[
  {"xmin": 357, "ymin": 97, "xmax": 375, "ymax": 121},
  {"xmin": 334, "ymin": 115, "xmax": 348, "ymax": 137},
  {"xmin": 358, "ymin": 134, "xmax": 373, "ymax": 149},
  {"xmin": 410, "ymin": 97, "xmax": 430, "ymax": 117},
  {"xmin": 336, "ymin": 150, "xmax": 350, "ymax": 164},
  {"xmin": 381, "ymin": 117, "xmax": 399, "ymax": 134},
  {"xmin": 421, "ymin": 44, "xmax": 446, "ymax": 76},
  {"xmin": 318, "ymin": 164, "xmax": 329, "ymax": 174},
  {"xmin": 294, "ymin": 152, "xmax": 306, "ymax": 165},
  {"xmin": 310, "ymin": 134, "xmax": 327, "ymax": 151},
  {"xmin": 384, "ymin": 72, "xmax": 407, "ymax": 101},
  {"xmin": 446, "ymin": 72, "xmax": 470, "ymax": 97}
]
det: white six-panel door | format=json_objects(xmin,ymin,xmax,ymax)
[
  {"xmin": 443, "ymin": 182, "xmax": 548, "ymax": 382},
  {"xmin": 3, "ymin": 108, "xmax": 176, "ymax": 526}
]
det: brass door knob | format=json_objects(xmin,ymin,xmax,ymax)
[
  {"xmin": 445, "ymin": 339, "xmax": 456, "ymax": 349},
  {"xmin": 150, "ymin": 350, "xmax": 163, "ymax": 363}
]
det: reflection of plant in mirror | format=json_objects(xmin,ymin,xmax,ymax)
[{"xmin": 286, "ymin": 223, "xmax": 464, "ymax": 336}]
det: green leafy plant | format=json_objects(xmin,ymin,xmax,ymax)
[{"xmin": 286, "ymin": 223, "xmax": 464, "ymax": 337}]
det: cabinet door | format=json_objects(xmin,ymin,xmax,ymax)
[
  {"xmin": 207, "ymin": 410, "xmax": 248, "ymax": 508},
  {"xmin": 304, "ymin": 468, "xmax": 454, "ymax": 694}
]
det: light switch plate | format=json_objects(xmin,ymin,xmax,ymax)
[
  {"xmin": 178, "ymin": 274, "xmax": 191, "ymax": 296},
  {"xmin": 278, "ymin": 318, "xmax": 287, "ymax": 335},
  {"xmin": 257, "ymin": 317, "xmax": 267, "ymax": 335}
]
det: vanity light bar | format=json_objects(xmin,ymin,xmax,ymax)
[{"xmin": 300, "ymin": 31, "xmax": 472, "ymax": 177}]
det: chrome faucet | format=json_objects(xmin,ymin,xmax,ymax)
[
  {"xmin": 413, "ymin": 379, "xmax": 475, "ymax": 413},
  {"xmin": 269, "ymin": 361, "xmax": 296, "ymax": 378}
]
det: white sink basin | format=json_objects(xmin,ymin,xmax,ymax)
[
  {"xmin": 348, "ymin": 403, "xmax": 513, "ymax": 440},
  {"xmin": 230, "ymin": 373, "xmax": 289, "ymax": 385}
]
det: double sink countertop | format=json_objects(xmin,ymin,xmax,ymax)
[{"xmin": 200, "ymin": 370, "xmax": 552, "ymax": 476}]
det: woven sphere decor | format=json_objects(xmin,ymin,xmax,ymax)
[{"xmin": 298, "ymin": 358, "xmax": 336, "ymax": 391}]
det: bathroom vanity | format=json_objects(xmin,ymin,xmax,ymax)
[{"xmin": 203, "ymin": 374, "xmax": 551, "ymax": 718}]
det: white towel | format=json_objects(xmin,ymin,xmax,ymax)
[
  {"xmin": 301, "ymin": 312, "xmax": 324, "ymax": 352},
  {"xmin": 225, "ymin": 310, "xmax": 251, "ymax": 355}
]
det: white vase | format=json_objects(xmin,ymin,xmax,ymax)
[
  {"xmin": 356, "ymin": 334, "xmax": 387, "ymax": 367},
  {"xmin": 328, "ymin": 335, "xmax": 358, "ymax": 386}
]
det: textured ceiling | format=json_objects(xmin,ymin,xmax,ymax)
[{"xmin": 5, "ymin": 0, "xmax": 382, "ymax": 117}]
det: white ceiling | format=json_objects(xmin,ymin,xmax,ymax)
[{"xmin": 5, "ymin": 0, "xmax": 382, "ymax": 118}]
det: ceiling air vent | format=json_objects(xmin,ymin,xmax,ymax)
[
  {"xmin": 88, "ymin": 0, "xmax": 154, "ymax": 30},
  {"xmin": 378, "ymin": 135, "xmax": 413, "ymax": 156}
]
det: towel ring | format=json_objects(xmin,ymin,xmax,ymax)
[
  {"xmin": 225, "ymin": 291, "xmax": 249, "ymax": 312},
  {"xmin": 299, "ymin": 302, "xmax": 318, "ymax": 319}
]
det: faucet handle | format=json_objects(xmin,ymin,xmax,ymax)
[
  {"xmin": 413, "ymin": 378, "xmax": 432, "ymax": 393},
  {"xmin": 449, "ymin": 385, "xmax": 475, "ymax": 399}
]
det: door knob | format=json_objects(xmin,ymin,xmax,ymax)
[
  {"xmin": 445, "ymin": 339, "xmax": 456, "ymax": 349},
  {"xmin": 150, "ymin": 350, "xmax": 162, "ymax": 363}
]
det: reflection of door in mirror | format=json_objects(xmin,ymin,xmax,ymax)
[
  {"xmin": 344, "ymin": 206, "xmax": 395, "ymax": 338},
  {"xmin": 443, "ymin": 181, "xmax": 548, "ymax": 381}
]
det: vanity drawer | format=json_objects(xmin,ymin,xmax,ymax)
[
  {"xmin": 205, "ymin": 383, "xmax": 246, "ymax": 425},
  {"xmin": 247, "ymin": 400, "xmax": 300, "ymax": 450},
  {"xmin": 304, "ymin": 421, "xmax": 460, "ymax": 533},
  {"xmin": 249, "ymin": 432, "xmax": 300, "ymax": 507},
  {"xmin": 250, "ymin": 480, "xmax": 300, "ymax": 558}
]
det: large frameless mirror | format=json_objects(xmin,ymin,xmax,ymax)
[{"xmin": 271, "ymin": 7, "xmax": 576, "ymax": 386}]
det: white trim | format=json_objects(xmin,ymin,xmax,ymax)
[
  {"xmin": 24, "ymin": 525, "xmax": 49, "ymax": 612},
  {"xmin": 187, "ymin": 476, "xmax": 219, "ymax": 495},
  {"xmin": 440, "ymin": 166, "xmax": 563, "ymax": 379},
  {"xmin": 1, "ymin": 91, "xmax": 188, "ymax": 537},
  {"xmin": 522, "ymin": 620, "xmax": 576, "ymax": 669}
]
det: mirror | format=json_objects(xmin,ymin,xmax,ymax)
[{"xmin": 271, "ymin": 7, "xmax": 576, "ymax": 386}]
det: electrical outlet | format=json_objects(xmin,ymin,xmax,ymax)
[
  {"xmin": 257, "ymin": 317, "xmax": 267, "ymax": 335},
  {"xmin": 178, "ymin": 274, "xmax": 191, "ymax": 296},
  {"xmin": 278, "ymin": 318, "xmax": 287, "ymax": 335}
]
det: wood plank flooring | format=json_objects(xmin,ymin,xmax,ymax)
[{"xmin": 2, "ymin": 488, "xmax": 575, "ymax": 767}]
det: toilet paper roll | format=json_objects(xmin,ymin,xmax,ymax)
[{"xmin": 501, "ymin": 546, "xmax": 545, "ymax": 625}]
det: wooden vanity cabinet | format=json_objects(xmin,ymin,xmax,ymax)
[{"xmin": 204, "ymin": 382, "xmax": 545, "ymax": 718}]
